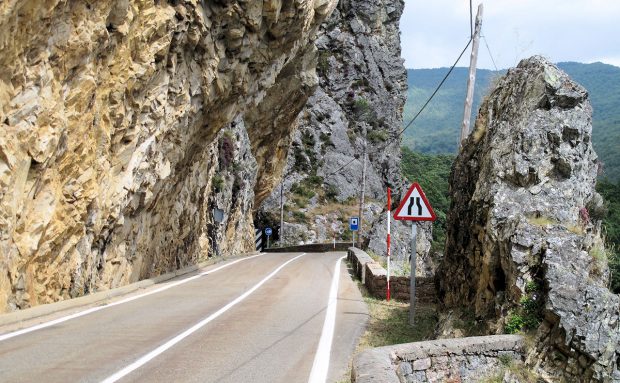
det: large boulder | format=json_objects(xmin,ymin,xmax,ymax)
[{"xmin": 439, "ymin": 56, "xmax": 619, "ymax": 381}]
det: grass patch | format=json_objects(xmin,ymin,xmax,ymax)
[
  {"xmin": 590, "ymin": 239, "xmax": 611, "ymax": 277},
  {"xmin": 527, "ymin": 216, "xmax": 556, "ymax": 227},
  {"xmin": 480, "ymin": 358, "xmax": 540, "ymax": 383},
  {"xmin": 356, "ymin": 284, "xmax": 438, "ymax": 350},
  {"xmin": 366, "ymin": 249, "xmax": 387, "ymax": 269}
]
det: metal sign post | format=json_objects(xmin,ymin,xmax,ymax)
[
  {"xmin": 410, "ymin": 222, "xmax": 417, "ymax": 325},
  {"xmin": 265, "ymin": 227, "xmax": 272, "ymax": 249},
  {"xmin": 350, "ymin": 217, "xmax": 359, "ymax": 248},
  {"xmin": 387, "ymin": 188, "xmax": 391, "ymax": 301},
  {"xmin": 393, "ymin": 183, "xmax": 436, "ymax": 326}
]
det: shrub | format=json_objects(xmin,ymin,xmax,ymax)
[
  {"xmin": 504, "ymin": 313, "xmax": 525, "ymax": 334},
  {"xmin": 353, "ymin": 98, "xmax": 370, "ymax": 117},
  {"xmin": 212, "ymin": 174, "xmax": 224, "ymax": 193},
  {"xmin": 301, "ymin": 131, "xmax": 315, "ymax": 148},
  {"xmin": 292, "ymin": 211, "xmax": 307, "ymax": 223},
  {"xmin": 306, "ymin": 174, "xmax": 323, "ymax": 186},
  {"xmin": 291, "ymin": 182, "xmax": 315, "ymax": 199},
  {"xmin": 368, "ymin": 129, "xmax": 388, "ymax": 143},
  {"xmin": 325, "ymin": 184, "xmax": 339, "ymax": 202},
  {"xmin": 504, "ymin": 282, "xmax": 543, "ymax": 334}
]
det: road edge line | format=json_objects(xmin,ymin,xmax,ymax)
[
  {"xmin": 100, "ymin": 253, "xmax": 307, "ymax": 383},
  {"xmin": 0, "ymin": 253, "xmax": 265, "ymax": 342},
  {"xmin": 308, "ymin": 255, "xmax": 346, "ymax": 383}
]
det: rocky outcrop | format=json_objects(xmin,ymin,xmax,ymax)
[
  {"xmin": 439, "ymin": 56, "xmax": 619, "ymax": 381},
  {"xmin": 0, "ymin": 0, "xmax": 337, "ymax": 312},
  {"xmin": 258, "ymin": 0, "xmax": 431, "ymax": 271}
]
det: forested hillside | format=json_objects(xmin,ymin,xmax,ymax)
[{"xmin": 403, "ymin": 62, "xmax": 620, "ymax": 180}]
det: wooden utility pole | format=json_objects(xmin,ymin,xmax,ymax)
[
  {"xmin": 459, "ymin": 3, "xmax": 483, "ymax": 148},
  {"xmin": 357, "ymin": 127, "xmax": 368, "ymax": 248}
]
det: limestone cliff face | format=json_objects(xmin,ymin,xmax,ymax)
[
  {"xmin": 439, "ymin": 57, "xmax": 619, "ymax": 381},
  {"xmin": 258, "ymin": 0, "xmax": 431, "ymax": 271},
  {"xmin": 0, "ymin": 0, "xmax": 337, "ymax": 312}
]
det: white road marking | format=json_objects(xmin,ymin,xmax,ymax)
[
  {"xmin": 0, "ymin": 253, "xmax": 264, "ymax": 342},
  {"xmin": 308, "ymin": 255, "xmax": 346, "ymax": 383},
  {"xmin": 100, "ymin": 252, "xmax": 307, "ymax": 383}
]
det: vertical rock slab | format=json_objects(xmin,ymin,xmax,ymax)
[{"xmin": 439, "ymin": 56, "xmax": 619, "ymax": 381}]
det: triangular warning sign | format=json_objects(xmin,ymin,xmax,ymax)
[{"xmin": 393, "ymin": 183, "xmax": 436, "ymax": 221}]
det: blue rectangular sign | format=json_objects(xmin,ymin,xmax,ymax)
[{"xmin": 350, "ymin": 217, "xmax": 359, "ymax": 231}]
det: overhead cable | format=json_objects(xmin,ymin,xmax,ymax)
[{"xmin": 324, "ymin": 37, "xmax": 473, "ymax": 179}]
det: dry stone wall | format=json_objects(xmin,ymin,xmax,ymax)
[
  {"xmin": 347, "ymin": 247, "xmax": 436, "ymax": 303},
  {"xmin": 0, "ymin": 0, "xmax": 337, "ymax": 312},
  {"xmin": 352, "ymin": 335, "xmax": 525, "ymax": 383}
]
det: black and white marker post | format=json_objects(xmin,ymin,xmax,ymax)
[{"xmin": 393, "ymin": 183, "xmax": 436, "ymax": 326}]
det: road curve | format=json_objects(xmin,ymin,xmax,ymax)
[{"xmin": 0, "ymin": 252, "xmax": 367, "ymax": 383}]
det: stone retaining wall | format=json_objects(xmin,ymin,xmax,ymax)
[
  {"xmin": 352, "ymin": 335, "xmax": 525, "ymax": 383},
  {"xmin": 347, "ymin": 248, "xmax": 436, "ymax": 304}
]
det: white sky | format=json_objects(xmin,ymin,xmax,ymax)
[{"xmin": 401, "ymin": 0, "xmax": 620, "ymax": 69}]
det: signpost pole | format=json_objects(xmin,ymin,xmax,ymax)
[
  {"xmin": 409, "ymin": 222, "xmax": 417, "ymax": 325},
  {"xmin": 392, "ymin": 182, "xmax": 435, "ymax": 327},
  {"xmin": 267, "ymin": 235, "xmax": 270, "ymax": 249},
  {"xmin": 387, "ymin": 188, "xmax": 391, "ymax": 301},
  {"xmin": 352, "ymin": 231, "xmax": 355, "ymax": 248}
]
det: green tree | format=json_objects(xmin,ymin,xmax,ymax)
[{"xmin": 597, "ymin": 178, "xmax": 620, "ymax": 293}]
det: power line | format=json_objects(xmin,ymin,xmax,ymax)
[
  {"xmin": 395, "ymin": 37, "xmax": 472, "ymax": 140},
  {"xmin": 324, "ymin": 37, "xmax": 473, "ymax": 179},
  {"xmin": 482, "ymin": 34, "xmax": 498, "ymax": 71}
]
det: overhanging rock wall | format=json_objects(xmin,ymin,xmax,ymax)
[{"xmin": 0, "ymin": 0, "xmax": 337, "ymax": 312}]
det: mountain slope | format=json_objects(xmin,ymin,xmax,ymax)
[{"xmin": 403, "ymin": 62, "xmax": 620, "ymax": 180}]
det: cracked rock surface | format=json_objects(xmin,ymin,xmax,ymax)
[
  {"xmin": 439, "ymin": 56, "xmax": 619, "ymax": 381},
  {"xmin": 258, "ymin": 0, "xmax": 431, "ymax": 271},
  {"xmin": 0, "ymin": 0, "xmax": 336, "ymax": 312}
]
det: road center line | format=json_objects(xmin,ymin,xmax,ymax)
[
  {"xmin": 307, "ymin": 255, "xmax": 346, "ymax": 383},
  {"xmin": 0, "ymin": 253, "xmax": 265, "ymax": 342},
  {"xmin": 100, "ymin": 252, "xmax": 307, "ymax": 383}
]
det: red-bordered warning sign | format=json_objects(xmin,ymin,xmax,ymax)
[{"xmin": 393, "ymin": 183, "xmax": 436, "ymax": 221}]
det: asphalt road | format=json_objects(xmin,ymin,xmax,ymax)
[{"xmin": 0, "ymin": 252, "xmax": 368, "ymax": 383}]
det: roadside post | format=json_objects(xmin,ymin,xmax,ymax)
[
  {"xmin": 350, "ymin": 217, "xmax": 359, "ymax": 248},
  {"xmin": 265, "ymin": 227, "xmax": 272, "ymax": 249},
  {"xmin": 387, "ymin": 188, "xmax": 391, "ymax": 301},
  {"xmin": 393, "ymin": 183, "xmax": 436, "ymax": 325}
]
